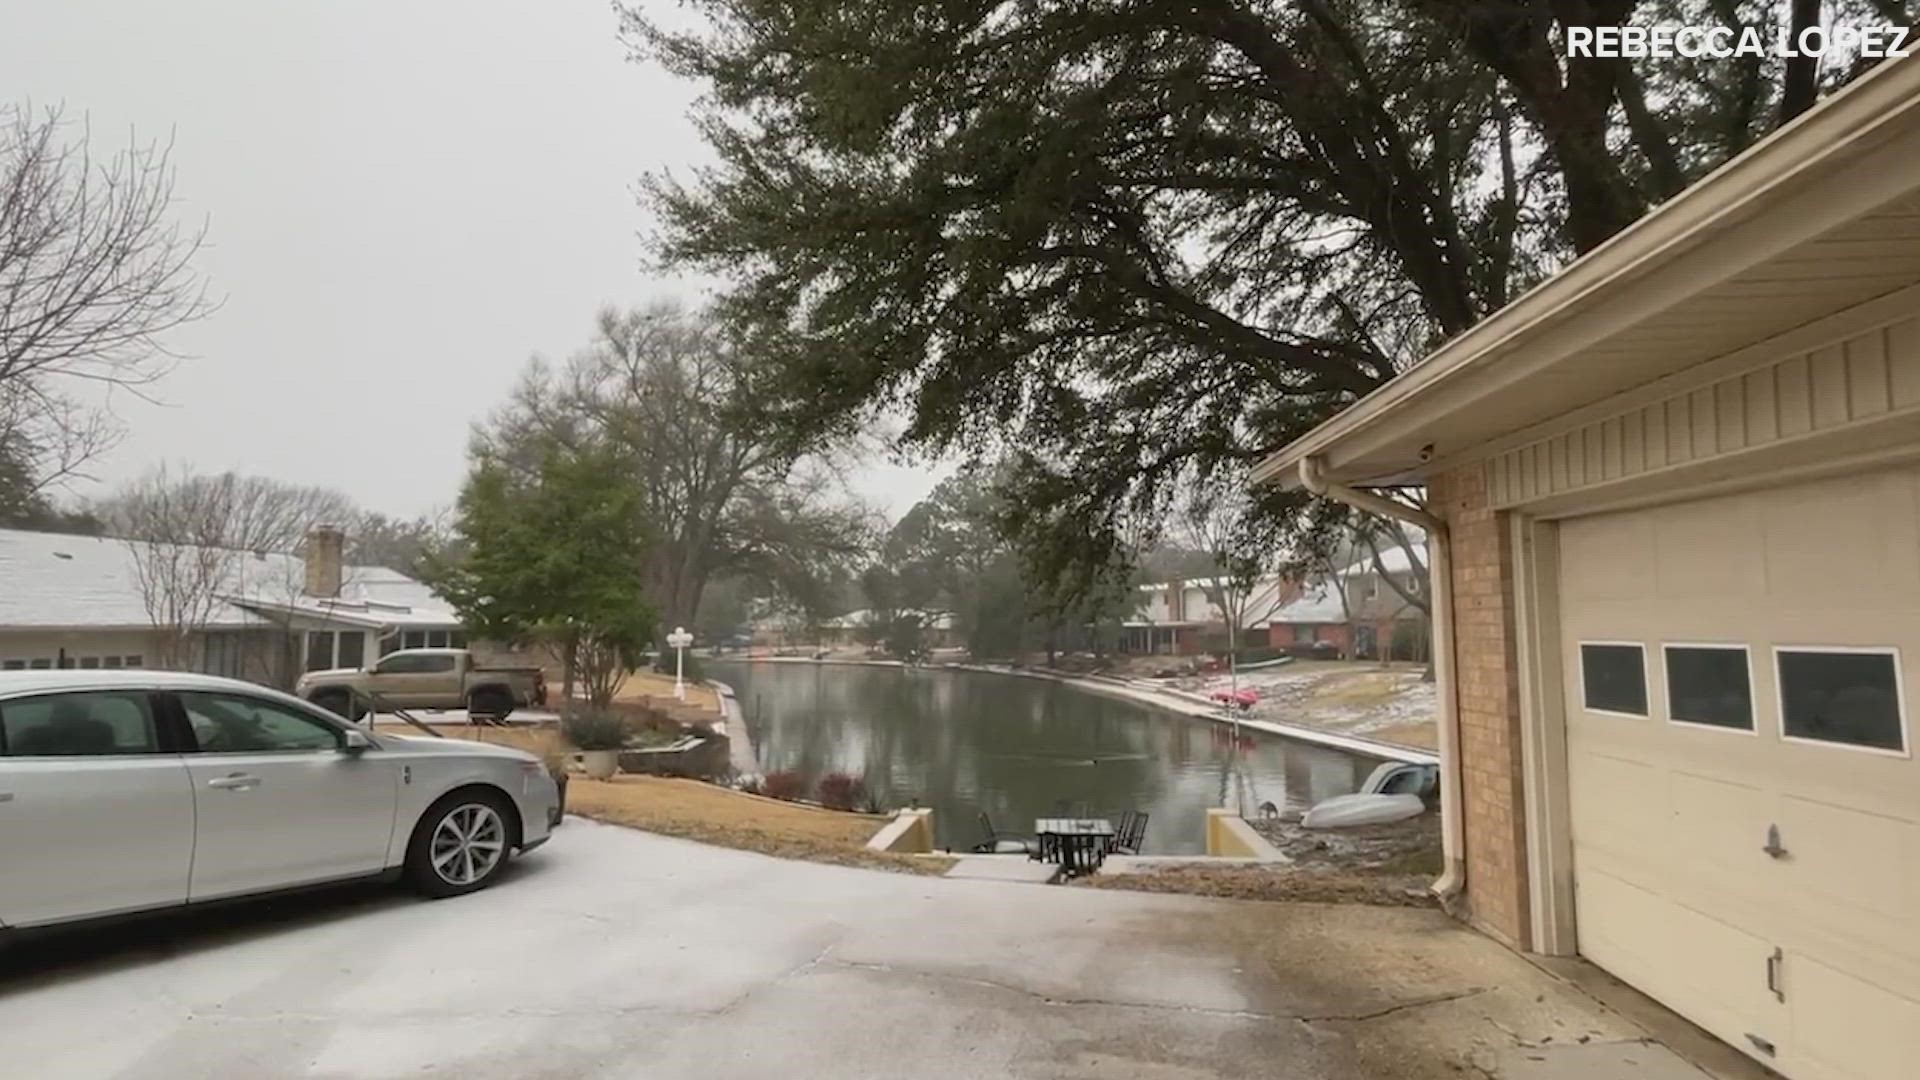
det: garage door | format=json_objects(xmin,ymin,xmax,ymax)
[{"xmin": 1558, "ymin": 465, "xmax": 1920, "ymax": 1080}]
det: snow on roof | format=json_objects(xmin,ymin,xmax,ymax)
[
  {"xmin": 823, "ymin": 608, "xmax": 956, "ymax": 631},
  {"xmin": 1134, "ymin": 541, "xmax": 1423, "ymax": 596},
  {"xmin": 0, "ymin": 527, "xmax": 460, "ymax": 631},
  {"xmin": 1266, "ymin": 583, "xmax": 1349, "ymax": 625},
  {"xmin": 1136, "ymin": 572, "xmax": 1289, "ymax": 593},
  {"xmin": 1346, "ymin": 541, "xmax": 1422, "ymax": 576}
]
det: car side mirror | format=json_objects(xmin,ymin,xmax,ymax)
[{"xmin": 343, "ymin": 728, "xmax": 372, "ymax": 754}]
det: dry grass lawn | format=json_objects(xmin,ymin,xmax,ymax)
[
  {"xmin": 567, "ymin": 776, "xmax": 955, "ymax": 876},
  {"xmin": 1365, "ymin": 721, "xmax": 1438, "ymax": 750},
  {"xmin": 375, "ymin": 725, "xmax": 951, "ymax": 875},
  {"xmin": 614, "ymin": 670, "xmax": 718, "ymax": 711},
  {"xmin": 1080, "ymin": 864, "xmax": 1436, "ymax": 907},
  {"xmin": 1305, "ymin": 668, "xmax": 1416, "ymax": 710}
]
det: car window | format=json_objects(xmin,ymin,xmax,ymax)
[
  {"xmin": 0, "ymin": 691, "xmax": 160, "ymax": 757},
  {"xmin": 179, "ymin": 692, "xmax": 343, "ymax": 753},
  {"xmin": 419, "ymin": 654, "xmax": 457, "ymax": 673}
]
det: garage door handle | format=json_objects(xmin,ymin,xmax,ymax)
[
  {"xmin": 1766, "ymin": 947, "xmax": 1785, "ymax": 1003},
  {"xmin": 207, "ymin": 774, "xmax": 260, "ymax": 791},
  {"xmin": 0, "ymin": 791, "xmax": 12, "ymax": 802}
]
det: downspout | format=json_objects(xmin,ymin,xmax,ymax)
[{"xmin": 1299, "ymin": 456, "xmax": 1466, "ymax": 910}]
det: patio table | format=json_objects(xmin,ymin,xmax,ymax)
[{"xmin": 1034, "ymin": 818, "xmax": 1115, "ymax": 877}]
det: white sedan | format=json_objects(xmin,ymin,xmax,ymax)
[{"xmin": 0, "ymin": 670, "xmax": 561, "ymax": 932}]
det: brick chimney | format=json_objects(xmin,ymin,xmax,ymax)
[{"xmin": 304, "ymin": 525, "xmax": 345, "ymax": 598}]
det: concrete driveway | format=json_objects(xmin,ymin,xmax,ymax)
[{"xmin": 1, "ymin": 819, "xmax": 1714, "ymax": 1079}]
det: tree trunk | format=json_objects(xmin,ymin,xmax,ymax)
[
  {"xmin": 1779, "ymin": 0, "xmax": 1823, "ymax": 126},
  {"xmin": 561, "ymin": 628, "xmax": 579, "ymax": 714}
]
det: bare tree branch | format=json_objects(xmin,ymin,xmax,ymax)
[{"xmin": 0, "ymin": 102, "xmax": 214, "ymax": 500}]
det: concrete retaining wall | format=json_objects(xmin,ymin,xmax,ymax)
[
  {"xmin": 706, "ymin": 679, "xmax": 760, "ymax": 777},
  {"xmin": 866, "ymin": 808, "xmax": 935, "ymax": 854},
  {"xmin": 617, "ymin": 734, "xmax": 730, "ymax": 779},
  {"xmin": 1205, "ymin": 808, "xmax": 1288, "ymax": 860}
]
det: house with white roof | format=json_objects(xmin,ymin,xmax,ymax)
[
  {"xmin": 749, "ymin": 607, "xmax": 960, "ymax": 650},
  {"xmin": 0, "ymin": 524, "xmax": 466, "ymax": 687},
  {"xmin": 1122, "ymin": 573, "xmax": 1300, "ymax": 655},
  {"xmin": 1264, "ymin": 540, "xmax": 1432, "ymax": 660}
]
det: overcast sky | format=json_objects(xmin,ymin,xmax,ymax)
[{"xmin": 4, "ymin": 0, "xmax": 947, "ymax": 521}]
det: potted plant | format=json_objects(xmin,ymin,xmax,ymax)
[{"xmin": 564, "ymin": 712, "xmax": 631, "ymax": 780}]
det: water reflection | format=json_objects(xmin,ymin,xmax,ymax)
[{"xmin": 711, "ymin": 662, "xmax": 1379, "ymax": 855}]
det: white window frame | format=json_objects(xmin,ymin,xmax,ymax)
[
  {"xmin": 303, "ymin": 630, "xmax": 369, "ymax": 672},
  {"xmin": 304, "ymin": 629, "xmax": 337, "ymax": 673},
  {"xmin": 1660, "ymin": 642, "xmax": 1757, "ymax": 736},
  {"xmin": 1576, "ymin": 640, "xmax": 1650, "ymax": 719},
  {"xmin": 1772, "ymin": 644, "xmax": 1910, "ymax": 758}
]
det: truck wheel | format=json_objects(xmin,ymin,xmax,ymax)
[
  {"xmin": 312, "ymin": 689, "xmax": 366, "ymax": 722},
  {"xmin": 468, "ymin": 687, "xmax": 514, "ymax": 722}
]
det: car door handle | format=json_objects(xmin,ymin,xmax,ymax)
[
  {"xmin": 206, "ymin": 773, "xmax": 261, "ymax": 791},
  {"xmin": 0, "ymin": 791, "xmax": 13, "ymax": 802}
]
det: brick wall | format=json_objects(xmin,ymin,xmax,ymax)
[{"xmin": 1431, "ymin": 463, "xmax": 1532, "ymax": 949}]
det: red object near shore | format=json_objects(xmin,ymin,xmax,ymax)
[{"xmin": 1209, "ymin": 687, "xmax": 1259, "ymax": 710}]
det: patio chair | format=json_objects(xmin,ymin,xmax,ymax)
[
  {"xmin": 971, "ymin": 811, "xmax": 1036, "ymax": 856},
  {"xmin": 1110, "ymin": 810, "xmax": 1149, "ymax": 856}
]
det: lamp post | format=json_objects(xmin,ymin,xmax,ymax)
[{"xmin": 667, "ymin": 626, "xmax": 694, "ymax": 701}]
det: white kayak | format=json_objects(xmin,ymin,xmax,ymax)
[{"xmin": 1301, "ymin": 792, "xmax": 1426, "ymax": 829}]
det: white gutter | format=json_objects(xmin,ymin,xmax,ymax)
[{"xmin": 1299, "ymin": 456, "xmax": 1465, "ymax": 909}]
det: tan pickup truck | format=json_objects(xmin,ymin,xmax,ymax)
[{"xmin": 297, "ymin": 648, "xmax": 548, "ymax": 720}]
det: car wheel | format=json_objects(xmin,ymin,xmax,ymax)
[
  {"xmin": 467, "ymin": 687, "xmax": 514, "ymax": 722},
  {"xmin": 405, "ymin": 789, "xmax": 517, "ymax": 898}
]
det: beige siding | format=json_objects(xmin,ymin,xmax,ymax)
[{"xmin": 1487, "ymin": 316, "xmax": 1920, "ymax": 508}]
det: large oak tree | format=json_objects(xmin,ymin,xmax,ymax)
[{"xmin": 634, "ymin": 0, "xmax": 1913, "ymax": 591}]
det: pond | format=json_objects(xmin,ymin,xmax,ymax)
[{"xmin": 708, "ymin": 660, "xmax": 1383, "ymax": 855}]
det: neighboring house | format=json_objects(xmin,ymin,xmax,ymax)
[
  {"xmin": 819, "ymin": 608, "xmax": 959, "ymax": 649},
  {"xmin": 0, "ymin": 525, "xmax": 465, "ymax": 688},
  {"xmin": 1123, "ymin": 574, "xmax": 1300, "ymax": 655},
  {"xmin": 747, "ymin": 607, "xmax": 960, "ymax": 650},
  {"xmin": 1253, "ymin": 62, "xmax": 1920, "ymax": 1080},
  {"xmin": 1265, "ymin": 544, "xmax": 1431, "ymax": 660}
]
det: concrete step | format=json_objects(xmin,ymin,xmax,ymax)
[{"xmin": 942, "ymin": 856, "xmax": 1062, "ymax": 884}]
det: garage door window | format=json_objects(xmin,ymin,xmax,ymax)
[
  {"xmin": 1776, "ymin": 647, "xmax": 1906, "ymax": 754},
  {"xmin": 1663, "ymin": 645, "xmax": 1753, "ymax": 732},
  {"xmin": 1580, "ymin": 642, "xmax": 1648, "ymax": 717}
]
